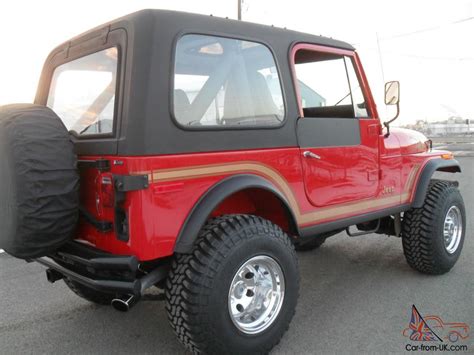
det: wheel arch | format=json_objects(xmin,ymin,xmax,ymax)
[
  {"xmin": 173, "ymin": 174, "xmax": 299, "ymax": 253},
  {"xmin": 411, "ymin": 158, "xmax": 461, "ymax": 208}
]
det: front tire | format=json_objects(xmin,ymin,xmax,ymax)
[
  {"xmin": 165, "ymin": 215, "xmax": 299, "ymax": 354},
  {"xmin": 402, "ymin": 180, "xmax": 466, "ymax": 275}
]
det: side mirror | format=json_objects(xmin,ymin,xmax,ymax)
[
  {"xmin": 383, "ymin": 81, "xmax": 400, "ymax": 137},
  {"xmin": 385, "ymin": 81, "xmax": 400, "ymax": 105}
]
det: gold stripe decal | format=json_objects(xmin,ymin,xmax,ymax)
[
  {"xmin": 403, "ymin": 164, "xmax": 421, "ymax": 198},
  {"xmin": 141, "ymin": 161, "xmax": 421, "ymax": 227}
]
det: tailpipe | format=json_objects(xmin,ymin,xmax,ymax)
[
  {"xmin": 110, "ymin": 265, "xmax": 169, "ymax": 312},
  {"xmin": 111, "ymin": 295, "xmax": 138, "ymax": 312}
]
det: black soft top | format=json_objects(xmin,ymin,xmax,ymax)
[
  {"xmin": 36, "ymin": 9, "xmax": 355, "ymax": 156},
  {"xmin": 59, "ymin": 9, "xmax": 353, "ymax": 52}
]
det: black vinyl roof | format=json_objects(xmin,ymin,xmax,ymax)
[
  {"xmin": 37, "ymin": 9, "xmax": 356, "ymax": 156},
  {"xmin": 64, "ymin": 9, "xmax": 354, "ymax": 53}
]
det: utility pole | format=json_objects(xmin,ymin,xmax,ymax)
[{"xmin": 238, "ymin": 0, "xmax": 242, "ymax": 20}]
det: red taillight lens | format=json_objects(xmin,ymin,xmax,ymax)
[{"xmin": 99, "ymin": 174, "xmax": 115, "ymax": 207}]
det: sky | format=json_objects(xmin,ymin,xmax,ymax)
[{"xmin": 0, "ymin": 0, "xmax": 472, "ymax": 125}]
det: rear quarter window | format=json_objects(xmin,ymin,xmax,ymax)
[
  {"xmin": 47, "ymin": 47, "xmax": 119, "ymax": 136},
  {"xmin": 173, "ymin": 34, "xmax": 285, "ymax": 128}
]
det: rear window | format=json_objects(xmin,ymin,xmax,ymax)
[
  {"xmin": 47, "ymin": 48, "xmax": 118, "ymax": 136},
  {"xmin": 173, "ymin": 34, "xmax": 285, "ymax": 128}
]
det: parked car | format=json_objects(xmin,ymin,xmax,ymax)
[{"xmin": 0, "ymin": 10, "xmax": 466, "ymax": 354}]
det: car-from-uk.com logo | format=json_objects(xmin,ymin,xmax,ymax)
[{"xmin": 403, "ymin": 305, "xmax": 470, "ymax": 352}]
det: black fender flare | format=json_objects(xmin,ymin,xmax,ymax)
[
  {"xmin": 173, "ymin": 174, "xmax": 298, "ymax": 253},
  {"xmin": 411, "ymin": 158, "xmax": 461, "ymax": 208}
]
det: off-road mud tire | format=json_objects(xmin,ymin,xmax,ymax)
[
  {"xmin": 165, "ymin": 214, "xmax": 299, "ymax": 354},
  {"xmin": 402, "ymin": 180, "xmax": 466, "ymax": 275}
]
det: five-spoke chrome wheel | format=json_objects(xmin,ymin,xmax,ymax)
[
  {"xmin": 228, "ymin": 255, "xmax": 285, "ymax": 334},
  {"xmin": 443, "ymin": 206, "xmax": 463, "ymax": 254}
]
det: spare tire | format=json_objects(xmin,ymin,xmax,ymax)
[{"xmin": 0, "ymin": 104, "xmax": 79, "ymax": 259}]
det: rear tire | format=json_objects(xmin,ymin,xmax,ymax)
[
  {"xmin": 402, "ymin": 180, "xmax": 466, "ymax": 275},
  {"xmin": 165, "ymin": 215, "xmax": 299, "ymax": 354},
  {"xmin": 63, "ymin": 278, "xmax": 115, "ymax": 305}
]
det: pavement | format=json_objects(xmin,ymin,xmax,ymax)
[
  {"xmin": 0, "ymin": 155, "xmax": 473, "ymax": 354},
  {"xmin": 432, "ymin": 137, "xmax": 474, "ymax": 157}
]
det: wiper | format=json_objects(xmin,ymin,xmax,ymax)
[
  {"xmin": 334, "ymin": 85, "xmax": 361, "ymax": 106},
  {"xmin": 79, "ymin": 123, "xmax": 94, "ymax": 134},
  {"xmin": 334, "ymin": 92, "xmax": 350, "ymax": 106},
  {"xmin": 187, "ymin": 119, "xmax": 202, "ymax": 126}
]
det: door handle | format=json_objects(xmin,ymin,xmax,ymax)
[{"xmin": 303, "ymin": 151, "xmax": 321, "ymax": 160}]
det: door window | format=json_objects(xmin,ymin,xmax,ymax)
[
  {"xmin": 293, "ymin": 50, "xmax": 368, "ymax": 118},
  {"xmin": 344, "ymin": 57, "xmax": 368, "ymax": 117}
]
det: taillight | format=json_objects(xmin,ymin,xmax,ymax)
[{"xmin": 99, "ymin": 173, "xmax": 115, "ymax": 208}]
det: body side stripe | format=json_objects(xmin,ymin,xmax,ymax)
[{"xmin": 137, "ymin": 161, "xmax": 421, "ymax": 226}]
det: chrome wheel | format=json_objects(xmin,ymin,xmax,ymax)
[
  {"xmin": 443, "ymin": 206, "xmax": 463, "ymax": 254},
  {"xmin": 228, "ymin": 255, "xmax": 285, "ymax": 334}
]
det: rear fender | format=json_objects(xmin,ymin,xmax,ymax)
[{"xmin": 173, "ymin": 174, "xmax": 298, "ymax": 253}]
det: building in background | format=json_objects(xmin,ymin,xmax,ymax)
[{"xmin": 401, "ymin": 117, "xmax": 473, "ymax": 137}]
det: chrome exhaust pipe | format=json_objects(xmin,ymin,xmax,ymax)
[
  {"xmin": 111, "ymin": 295, "xmax": 137, "ymax": 312},
  {"xmin": 110, "ymin": 265, "xmax": 169, "ymax": 312}
]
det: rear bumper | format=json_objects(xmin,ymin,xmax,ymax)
[{"xmin": 34, "ymin": 241, "xmax": 168, "ymax": 296}]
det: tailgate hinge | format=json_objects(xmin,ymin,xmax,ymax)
[
  {"xmin": 114, "ymin": 175, "xmax": 149, "ymax": 192},
  {"xmin": 113, "ymin": 175, "xmax": 149, "ymax": 243}
]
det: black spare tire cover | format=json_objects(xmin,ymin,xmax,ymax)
[{"xmin": 0, "ymin": 104, "xmax": 79, "ymax": 259}]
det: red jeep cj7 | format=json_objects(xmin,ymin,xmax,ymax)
[{"xmin": 0, "ymin": 10, "xmax": 466, "ymax": 354}]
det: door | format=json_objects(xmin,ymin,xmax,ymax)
[{"xmin": 292, "ymin": 44, "xmax": 380, "ymax": 207}]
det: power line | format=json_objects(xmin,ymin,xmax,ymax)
[
  {"xmin": 380, "ymin": 16, "xmax": 473, "ymax": 40},
  {"xmin": 386, "ymin": 52, "xmax": 474, "ymax": 61},
  {"xmin": 360, "ymin": 47, "xmax": 474, "ymax": 61}
]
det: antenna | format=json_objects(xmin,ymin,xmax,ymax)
[
  {"xmin": 376, "ymin": 32, "xmax": 385, "ymax": 84},
  {"xmin": 238, "ymin": 0, "xmax": 242, "ymax": 20}
]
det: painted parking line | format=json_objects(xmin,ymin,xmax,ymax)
[
  {"xmin": 434, "ymin": 148, "xmax": 474, "ymax": 157},
  {"xmin": 452, "ymin": 151, "xmax": 474, "ymax": 157}
]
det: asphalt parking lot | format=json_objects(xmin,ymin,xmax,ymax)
[{"xmin": 1, "ymin": 155, "xmax": 472, "ymax": 354}]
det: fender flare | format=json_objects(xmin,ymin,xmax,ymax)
[
  {"xmin": 173, "ymin": 174, "xmax": 298, "ymax": 253},
  {"xmin": 411, "ymin": 158, "xmax": 461, "ymax": 208}
]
